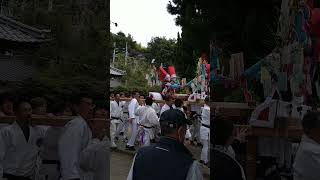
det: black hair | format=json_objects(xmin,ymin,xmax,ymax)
[
  {"xmin": 212, "ymin": 115, "xmax": 234, "ymax": 145},
  {"xmin": 174, "ymin": 98, "xmax": 183, "ymax": 108},
  {"xmin": 145, "ymin": 97, "xmax": 153, "ymax": 106},
  {"xmin": 0, "ymin": 93, "xmax": 14, "ymax": 105},
  {"xmin": 51, "ymin": 102, "xmax": 68, "ymax": 115},
  {"xmin": 163, "ymin": 95, "xmax": 172, "ymax": 102},
  {"xmin": 13, "ymin": 97, "xmax": 29, "ymax": 112},
  {"xmin": 302, "ymin": 111, "xmax": 320, "ymax": 134},
  {"xmin": 71, "ymin": 93, "xmax": 92, "ymax": 105},
  {"xmin": 30, "ymin": 97, "xmax": 46, "ymax": 109},
  {"xmin": 205, "ymin": 96, "xmax": 209, "ymax": 103}
]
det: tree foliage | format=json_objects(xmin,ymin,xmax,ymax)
[{"xmin": 167, "ymin": 0, "xmax": 281, "ymax": 68}]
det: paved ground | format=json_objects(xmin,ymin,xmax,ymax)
[
  {"xmin": 110, "ymin": 136, "xmax": 210, "ymax": 180},
  {"xmin": 110, "ymin": 151, "xmax": 133, "ymax": 180}
]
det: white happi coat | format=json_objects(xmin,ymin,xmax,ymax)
[
  {"xmin": 110, "ymin": 100, "xmax": 123, "ymax": 122},
  {"xmin": 151, "ymin": 103, "xmax": 160, "ymax": 115},
  {"xmin": 0, "ymin": 121, "xmax": 46, "ymax": 179},
  {"xmin": 38, "ymin": 126, "xmax": 63, "ymax": 180},
  {"xmin": 138, "ymin": 105, "xmax": 160, "ymax": 141},
  {"xmin": 58, "ymin": 116, "xmax": 92, "ymax": 180},
  {"xmin": 200, "ymin": 104, "xmax": 210, "ymax": 141},
  {"xmin": 128, "ymin": 99, "xmax": 139, "ymax": 123},
  {"xmin": 293, "ymin": 135, "xmax": 320, "ymax": 180},
  {"xmin": 160, "ymin": 104, "xmax": 170, "ymax": 116}
]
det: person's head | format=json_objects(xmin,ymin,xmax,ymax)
[
  {"xmin": 164, "ymin": 95, "xmax": 173, "ymax": 106},
  {"xmin": 174, "ymin": 98, "xmax": 183, "ymax": 108},
  {"xmin": 204, "ymin": 96, "xmax": 209, "ymax": 105},
  {"xmin": 72, "ymin": 93, "xmax": 95, "ymax": 120},
  {"xmin": 110, "ymin": 93, "xmax": 114, "ymax": 99},
  {"xmin": 145, "ymin": 97, "xmax": 153, "ymax": 106},
  {"xmin": 30, "ymin": 97, "xmax": 47, "ymax": 115},
  {"xmin": 115, "ymin": 94, "xmax": 120, "ymax": 102},
  {"xmin": 213, "ymin": 116, "xmax": 235, "ymax": 146},
  {"xmin": 160, "ymin": 109, "xmax": 192, "ymax": 143},
  {"xmin": 0, "ymin": 94, "xmax": 14, "ymax": 116},
  {"xmin": 120, "ymin": 92, "xmax": 125, "ymax": 98},
  {"xmin": 132, "ymin": 92, "xmax": 140, "ymax": 99},
  {"xmin": 52, "ymin": 102, "xmax": 72, "ymax": 116},
  {"xmin": 13, "ymin": 99, "xmax": 32, "ymax": 125},
  {"xmin": 94, "ymin": 107, "xmax": 107, "ymax": 119},
  {"xmin": 302, "ymin": 112, "xmax": 320, "ymax": 144}
]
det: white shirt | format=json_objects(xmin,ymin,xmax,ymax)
[
  {"xmin": 138, "ymin": 106, "xmax": 159, "ymax": 128},
  {"xmin": 201, "ymin": 104, "xmax": 210, "ymax": 126},
  {"xmin": 160, "ymin": 104, "xmax": 171, "ymax": 116},
  {"xmin": 58, "ymin": 116, "xmax": 92, "ymax": 180},
  {"xmin": 110, "ymin": 100, "xmax": 123, "ymax": 118},
  {"xmin": 151, "ymin": 103, "xmax": 160, "ymax": 115},
  {"xmin": 293, "ymin": 135, "xmax": 320, "ymax": 180},
  {"xmin": 127, "ymin": 156, "xmax": 203, "ymax": 180},
  {"xmin": 40, "ymin": 126, "xmax": 63, "ymax": 161},
  {"xmin": 128, "ymin": 98, "xmax": 139, "ymax": 120},
  {"xmin": 0, "ymin": 121, "xmax": 46, "ymax": 178}
]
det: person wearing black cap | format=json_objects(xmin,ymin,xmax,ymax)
[{"xmin": 126, "ymin": 109, "xmax": 203, "ymax": 180}]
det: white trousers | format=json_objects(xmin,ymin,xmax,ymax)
[
  {"xmin": 115, "ymin": 114, "xmax": 129, "ymax": 139},
  {"xmin": 127, "ymin": 119, "xmax": 139, "ymax": 147},
  {"xmin": 110, "ymin": 119, "xmax": 121, "ymax": 147},
  {"xmin": 191, "ymin": 120, "xmax": 201, "ymax": 141},
  {"xmin": 201, "ymin": 139, "xmax": 209, "ymax": 163},
  {"xmin": 37, "ymin": 163, "xmax": 60, "ymax": 180}
]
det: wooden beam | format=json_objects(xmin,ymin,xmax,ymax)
[
  {"xmin": 112, "ymin": 98, "xmax": 205, "ymax": 105},
  {"xmin": 0, "ymin": 116, "xmax": 109, "ymax": 127}
]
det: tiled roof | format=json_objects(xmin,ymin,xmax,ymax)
[
  {"xmin": 0, "ymin": 59, "xmax": 34, "ymax": 81},
  {"xmin": 110, "ymin": 66, "xmax": 126, "ymax": 76},
  {"xmin": 0, "ymin": 14, "xmax": 52, "ymax": 43}
]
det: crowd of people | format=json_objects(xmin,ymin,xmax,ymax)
[
  {"xmin": 0, "ymin": 92, "xmax": 109, "ymax": 180},
  {"xmin": 109, "ymin": 91, "xmax": 210, "ymax": 179},
  {"xmin": 211, "ymin": 110, "xmax": 320, "ymax": 180}
]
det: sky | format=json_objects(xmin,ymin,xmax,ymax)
[{"xmin": 110, "ymin": 0, "xmax": 182, "ymax": 47}]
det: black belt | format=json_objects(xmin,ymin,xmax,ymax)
[
  {"xmin": 141, "ymin": 124, "xmax": 154, "ymax": 129},
  {"xmin": 42, "ymin": 160, "xmax": 60, "ymax": 165},
  {"xmin": 3, "ymin": 173, "xmax": 31, "ymax": 180},
  {"xmin": 42, "ymin": 160, "xmax": 61, "ymax": 179},
  {"xmin": 111, "ymin": 117, "xmax": 123, "ymax": 122},
  {"xmin": 202, "ymin": 123, "xmax": 210, "ymax": 128}
]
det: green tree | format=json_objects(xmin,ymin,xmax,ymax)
[{"xmin": 167, "ymin": 0, "xmax": 281, "ymax": 68}]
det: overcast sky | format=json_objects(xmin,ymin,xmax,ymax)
[{"xmin": 110, "ymin": 0, "xmax": 181, "ymax": 47}]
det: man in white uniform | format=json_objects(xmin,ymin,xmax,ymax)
[
  {"xmin": 58, "ymin": 94, "xmax": 97, "ymax": 180},
  {"xmin": 137, "ymin": 97, "xmax": 160, "ymax": 147},
  {"xmin": 115, "ymin": 93, "xmax": 129, "ymax": 141},
  {"xmin": 110, "ymin": 94, "xmax": 123, "ymax": 148},
  {"xmin": 293, "ymin": 111, "xmax": 320, "ymax": 180},
  {"xmin": 126, "ymin": 92, "xmax": 140, "ymax": 151},
  {"xmin": 37, "ymin": 102, "xmax": 71, "ymax": 180},
  {"xmin": 200, "ymin": 97, "xmax": 210, "ymax": 165},
  {"xmin": 0, "ymin": 94, "xmax": 14, "ymax": 129},
  {"xmin": 160, "ymin": 95, "xmax": 173, "ymax": 116},
  {"xmin": 0, "ymin": 99, "xmax": 46, "ymax": 180}
]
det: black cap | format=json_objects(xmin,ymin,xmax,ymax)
[{"xmin": 160, "ymin": 109, "xmax": 192, "ymax": 128}]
